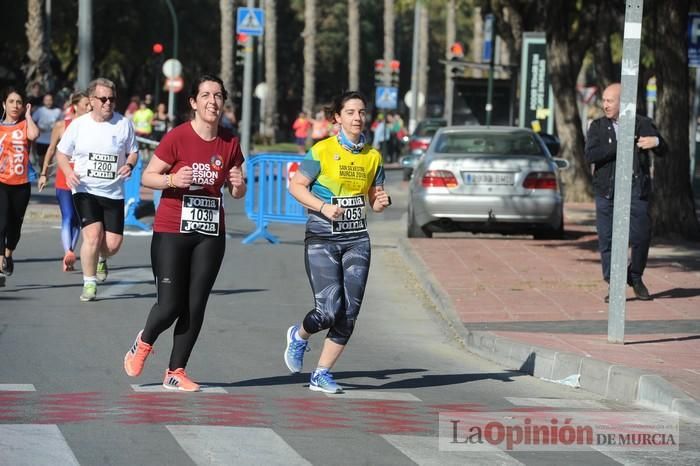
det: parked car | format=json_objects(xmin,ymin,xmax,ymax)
[
  {"xmin": 399, "ymin": 118, "xmax": 447, "ymax": 181},
  {"xmin": 407, "ymin": 126, "xmax": 569, "ymax": 239}
]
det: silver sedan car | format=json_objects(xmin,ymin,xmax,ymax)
[{"xmin": 407, "ymin": 126, "xmax": 569, "ymax": 239}]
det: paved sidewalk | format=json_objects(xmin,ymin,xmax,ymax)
[{"xmin": 400, "ymin": 202, "xmax": 700, "ymax": 419}]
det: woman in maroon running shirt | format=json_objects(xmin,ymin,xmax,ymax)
[{"xmin": 123, "ymin": 74, "xmax": 246, "ymax": 392}]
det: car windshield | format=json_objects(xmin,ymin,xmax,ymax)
[
  {"xmin": 415, "ymin": 122, "xmax": 446, "ymax": 137},
  {"xmin": 434, "ymin": 132, "xmax": 545, "ymax": 156}
]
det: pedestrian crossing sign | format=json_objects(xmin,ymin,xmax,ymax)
[
  {"xmin": 375, "ymin": 86, "xmax": 398, "ymax": 110},
  {"xmin": 237, "ymin": 7, "xmax": 265, "ymax": 36}
]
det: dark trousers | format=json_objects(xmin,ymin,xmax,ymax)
[{"xmin": 594, "ymin": 187, "xmax": 651, "ymax": 283}]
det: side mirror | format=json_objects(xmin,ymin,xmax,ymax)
[
  {"xmin": 553, "ymin": 157, "xmax": 570, "ymax": 170},
  {"xmin": 537, "ymin": 132, "xmax": 561, "ymax": 156}
]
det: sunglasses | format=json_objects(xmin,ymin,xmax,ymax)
[{"xmin": 92, "ymin": 96, "xmax": 116, "ymax": 104}]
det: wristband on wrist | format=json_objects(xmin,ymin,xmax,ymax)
[
  {"xmin": 319, "ymin": 202, "xmax": 326, "ymax": 213},
  {"xmin": 126, "ymin": 162, "xmax": 135, "ymax": 170},
  {"xmin": 166, "ymin": 174, "xmax": 175, "ymax": 188}
]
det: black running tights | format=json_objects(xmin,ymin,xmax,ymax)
[
  {"xmin": 142, "ymin": 232, "xmax": 226, "ymax": 370},
  {"xmin": 0, "ymin": 182, "xmax": 30, "ymax": 253}
]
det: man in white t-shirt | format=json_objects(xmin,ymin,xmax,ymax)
[{"xmin": 56, "ymin": 77, "xmax": 139, "ymax": 302}]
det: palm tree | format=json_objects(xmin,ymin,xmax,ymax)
[
  {"xmin": 302, "ymin": 0, "xmax": 316, "ymax": 114},
  {"xmin": 348, "ymin": 0, "xmax": 360, "ymax": 90},
  {"xmin": 220, "ymin": 0, "xmax": 234, "ymax": 98},
  {"xmin": 25, "ymin": 0, "xmax": 51, "ymax": 92},
  {"xmin": 264, "ymin": 0, "xmax": 278, "ymax": 142}
]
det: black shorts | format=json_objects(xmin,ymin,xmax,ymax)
[{"xmin": 73, "ymin": 192, "xmax": 125, "ymax": 234}]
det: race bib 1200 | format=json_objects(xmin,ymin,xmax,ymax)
[{"xmin": 87, "ymin": 152, "xmax": 118, "ymax": 179}]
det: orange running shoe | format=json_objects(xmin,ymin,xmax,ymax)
[
  {"xmin": 124, "ymin": 330, "xmax": 153, "ymax": 377},
  {"xmin": 63, "ymin": 251, "xmax": 76, "ymax": 272},
  {"xmin": 163, "ymin": 368, "xmax": 200, "ymax": 392}
]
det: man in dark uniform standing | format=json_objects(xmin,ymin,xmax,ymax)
[{"xmin": 585, "ymin": 82, "xmax": 667, "ymax": 302}]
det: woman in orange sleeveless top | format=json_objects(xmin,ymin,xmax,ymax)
[{"xmin": 0, "ymin": 87, "xmax": 40, "ymax": 286}]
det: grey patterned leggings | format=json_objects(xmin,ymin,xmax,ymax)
[{"xmin": 302, "ymin": 238, "xmax": 371, "ymax": 345}]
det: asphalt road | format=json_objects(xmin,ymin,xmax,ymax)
[{"xmin": 1, "ymin": 170, "xmax": 699, "ymax": 465}]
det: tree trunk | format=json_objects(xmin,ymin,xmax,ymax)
[
  {"xmin": 348, "ymin": 0, "xmax": 360, "ymax": 90},
  {"xmin": 651, "ymin": 0, "xmax": 700, "ymax": 239},
  {"xmin": 264, "ymin": 0, "xmax": 278, "ymax": 142},
  {"xmin": 383, "ymin": 0, "xmax": 395, "ymax": 86},
  {"xmin": 25, "ymin": 0, "xmax": 51, "ymax": 92},
  {"xmin": 417, "ymin": 1, "xmax": 429, "ymax": 120},
  {"xmin": 443, "ymin": 0, "xmax": 455, "ymax": 122},
  {"xmin": 544, "ymin": 0, "xmax": 597, "ymax": 201},
  {"xmin": 220, "ymin": 0, "xmax": 234, "ymax": 99},
  {"xmin": 302, "ymin": 0, "xmax": 316, "ymax": 114},
  {"xmin": 547, "ymin": 36, "xmax": 591, "ymax": 201}
]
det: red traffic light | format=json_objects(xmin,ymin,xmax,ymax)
[
  {"xmin": 450, "ymin": 42, "xmax": 464, "ymax": 58},
  {"xmin": 236, "ymin": 33, "xmax": 248, "ymax": 44},
  {"xmin": 152, "ymin": 43, "xmax": 164, "ymax": 54}
]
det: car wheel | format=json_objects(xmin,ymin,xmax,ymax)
[
  {"xmin": 533, "ymin": 218, "xmax": 565, "ymax": 240},
  {"xmin": 407, "ymin": 208, "xmax": 432, "ymax": 238}
]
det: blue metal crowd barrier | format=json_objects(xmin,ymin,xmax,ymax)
[
  {"xmin": 123, "ymin": 157, "xmax": 151, "ymax": 231},
  {"xmin": 124, "ymin": 136, "xmax": 160, "ymax": 231},
  {"xmin": 243, "ymin": 153, "xmax": 307, "ymax": 244}
]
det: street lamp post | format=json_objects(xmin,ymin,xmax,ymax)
[{"xmin": 164, "ymin": 0, "xmax": 179, "ymax": 121}]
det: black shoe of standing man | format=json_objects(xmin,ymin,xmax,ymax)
[{"xmin": 631, "ymin": 279, "xmax": 652, "ymax": 301}]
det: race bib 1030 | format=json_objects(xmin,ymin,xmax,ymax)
[{"xmin": 180, "ymin": 195, "xmax": 221, "ymax": 236}]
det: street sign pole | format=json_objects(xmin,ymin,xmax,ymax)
[
  {"xmin": 483, "ymin": 14, "xmax": 495, "ymax": 126},
  {"xmin": 165, "ymin": 0, "xmax": 179, "ymax": 121},
  {"xmin": 608, "ymin": 0, "xmax": 644, "ymax": 344},
  {"xmin": 409, "ymin": 3, "xmax": 421, "ymax": 133},
  {"xmin": 237, "ymin": 3, "xmax": 264, "ymax": 156},
  {"xmin": 241, "ymin": 32, "xmax": 254, "ymax": 156}
]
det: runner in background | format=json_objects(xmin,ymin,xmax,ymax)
[
  {"xmin": 123, "ymin": 74, "xmax": 246, "ymax": 392},
  {"xmin": 0, "ymin": 87, "xmax": 40, "ymax": 287},
  {"xmin": 55, "ymin": 78, "xmax": 139, "ymax": 301},
  {"xmin": 292, "ymin": 111, "xmax": 312, "ymax": 154},
  {"xmin": 283, "ymin": 91, "xmax": 391, "ymax": 394},
  {"xmin": 38, "ymin": 91, "xmax": 92, "ymax": 272}
]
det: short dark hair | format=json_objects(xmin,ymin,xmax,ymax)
[
  {"xmin": 331, "ymin": 91, "xmax": 367, "ymax": 117},
  {"xmin": 189, "ymin": 74, "xmax": 229, "ymax": 102}
]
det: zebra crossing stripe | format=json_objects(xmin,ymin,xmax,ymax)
[
  {"xmin": 324, "ymin": 390, "xmax": 421, "ymax": 401},
  {"xmin": 167, "ymin": 425, "xmax": 311, "ymax": 465},
  {"xmin": 131, "ymin": 384, "xmax": 228, "ymax": 394},
  {"xmin": 0, "ymin": 384, "xmax": 36, "ymax": 391},
  {"xmin": 505, "ymin": 397, "xmax": 609, "ymax": 409},
  {"xmin": 0, "ymin": 425, "xmax": 80, "ymax": 465},
  {"xmin": 594, "ymin": 449, "xmax": 700, "ymax": 464},
  {"xmin": 382, "ymin": 434, "xmax": 524, "ymax": 465}
]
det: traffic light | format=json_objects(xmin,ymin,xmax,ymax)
[
  {"xmin": 374, "ymin": 59, "xmax": 385, "ymax": 86},
  {"xmin": 390, "ymin": 60, "xmax": 400, "ymax": 87},
  {"xmin": 448, "ymin": 42, "xmax": 464, "ymax": 80},
  {"xmin": 235, "ymin": 33, "xmax": 248, "ymax": 67},
  {"xmin": 152, "ymin": 43, "xmax": 164, "ymax": 55},
  {"xmin": 450, "ymin": 42, "xmax": 464, "ymax": 59}
]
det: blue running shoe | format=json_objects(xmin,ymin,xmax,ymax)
[
  {"xmin": 309, "ymin": 369, "xmax": 343, "ymax": 394},
  {"xmin": 284, "ymin": 325, "xmax": 308, "ymax": 373}
]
